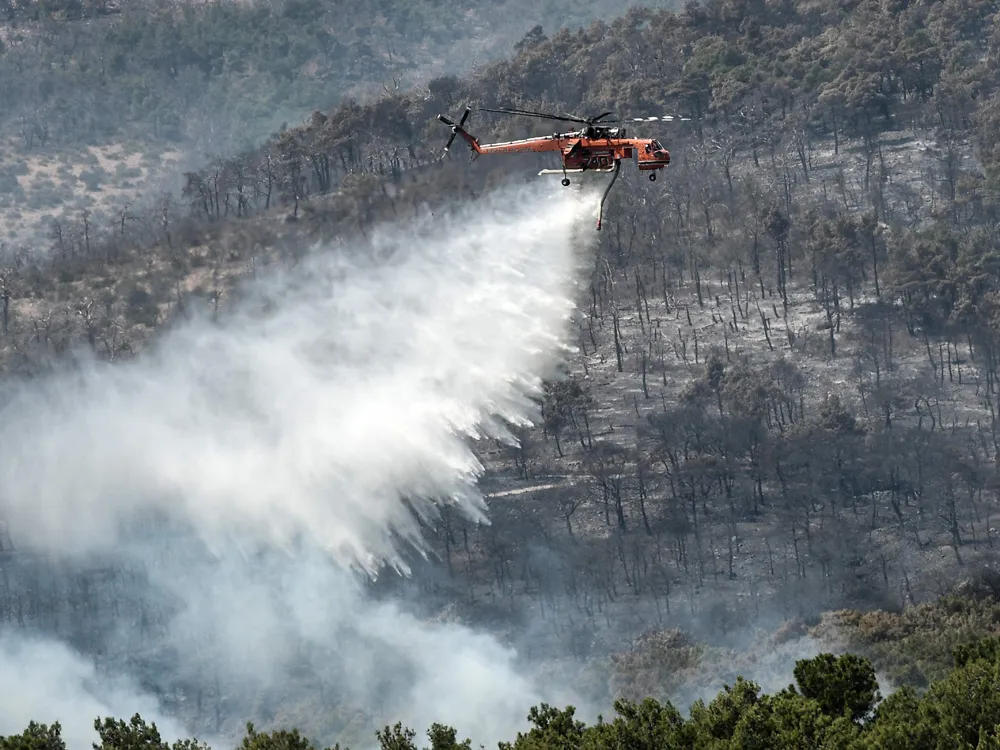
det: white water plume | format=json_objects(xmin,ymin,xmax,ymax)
[
  {"xmin": 0, "ymin": 180, "xmax": 604, "ymax": 748},
  {"xmin": 0, "ymin": 181, "xmax": 598, "ymax": 571}
]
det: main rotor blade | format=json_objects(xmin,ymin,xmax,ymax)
[
  {"xmin": 479, "ymin": 106, "xmax": 591, "ymax": 125},
  {"xmin": 479, "ymin": 105, "xmax": 692, "ymax": 128},
  {"xmin": 622, "ymin": 115, "xmax": 692, "ymax": 122},
  {"xmin": 588, "ymin": 115, "xmax": 692, "ymax": 127},
  {"xmin": 590, "ymin": 111, "xmax": 617, "ymax": 124}
]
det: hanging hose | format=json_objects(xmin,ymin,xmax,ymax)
[{"xmin": 596, "ymin": 159, "xmax": 622, "ymax": 231}]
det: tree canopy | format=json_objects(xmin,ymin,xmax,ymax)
[{"xmin": 8, "ymin": 644, "xmax": 1000, "ymax": 749}]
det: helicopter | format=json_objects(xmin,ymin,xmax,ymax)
[{"xmin": 436, "ymin": 105, "xmax": 686, "ymax": 230}]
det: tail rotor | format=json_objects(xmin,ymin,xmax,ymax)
[{"xmin": 438, "ymin": 106, "xmax": 472, "ymax": 154}]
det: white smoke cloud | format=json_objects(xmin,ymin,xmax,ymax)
[
  {"xmin": 0, "ymin": 632, "xmax": 190, "ymax": 749},
  {"xmin": 134, "ymin": 545, "xmax": 591, "ymax": 748},
  {"xmin": 0, "ymin": 180, "xmax": 604, "ymax": 748}
]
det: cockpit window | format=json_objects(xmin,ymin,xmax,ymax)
[{"xmin": 651, "ymin": 140, "xmax": 663, "ymax": 151}]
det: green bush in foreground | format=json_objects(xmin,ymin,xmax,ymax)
[{"xmin": 7, "ymin": 645, "xmax": 1000, "ymax": 750}]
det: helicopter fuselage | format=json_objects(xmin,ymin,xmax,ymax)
[{"xmin": 464, "ymin": 130, "xmax": 671, "ymax": 173}]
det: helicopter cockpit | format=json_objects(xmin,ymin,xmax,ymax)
[{"xmin": 648, "ymin": 139, "xmax": 668, "ymax": 159}]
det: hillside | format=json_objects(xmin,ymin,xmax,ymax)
[
  {"xmin": 5, "ymin": 0, "xmax": 1000, "ymax": 745},
  {"xmin": 0, "ymin": 0, "xmax": 677, "ymax": 246}
]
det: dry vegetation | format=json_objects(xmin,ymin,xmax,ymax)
[{"xmin": 0, "ymin": 138, "xmax": 185, "ymax": 246}]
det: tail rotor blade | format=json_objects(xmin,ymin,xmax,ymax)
[{"xmin": 439, "ymin": 107, "xmax": 472, "ymax": 153}]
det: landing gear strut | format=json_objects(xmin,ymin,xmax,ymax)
[{"xmin": 596, "ymin": 159, "xmax": 622, "ymax": 231}]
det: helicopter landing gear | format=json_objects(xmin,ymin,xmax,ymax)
[
  {"xmin": 649, "ymin": 172, "xmax": 657, "ymax": 182},
  {"xmin": 561, "ymin": 178, "xmax": 571, "ymax": 187}
]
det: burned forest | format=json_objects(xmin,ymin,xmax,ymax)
[{"xmin": 6, "ymin": 0, "xmax": 1000, "ymax": 748}]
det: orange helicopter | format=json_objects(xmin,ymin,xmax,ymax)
[{"xmin": 437, "ymin": 105, "xmax": 684, "ymax": 230}]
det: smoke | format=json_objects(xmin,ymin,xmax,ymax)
[
  {"xmin": 0, "ymin": 632, "xmax": 189, "ymax": 749},
  {"xmin": 0, "ymin": 180, "xmax": 605, "ymax": 748}
]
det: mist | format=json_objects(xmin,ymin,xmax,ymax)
[
  {"xmin": 0, "ymin": 180, "xmax": 605, "ymax": 748},
  {"xmin": 0, "ymin": 632, "xmax": 190, "ymax": 749}
]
